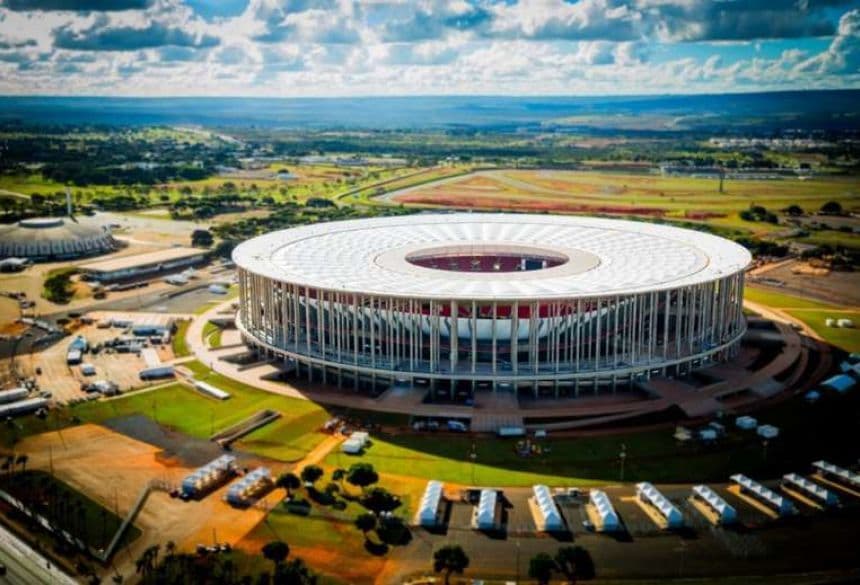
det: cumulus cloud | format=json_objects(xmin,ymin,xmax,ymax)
[
  {"xmin": 50, "ymin": 0, "xmax": 219, "ymax": 51},
  {"xmin": 795, "ymin": 8, "xmax": 860, "ymax": 73},
  {"xmin": 0, "ymin": 0, "xmax": 858, "ymax": 96},
  {"xmin": 2, "ymin": 0, "xmax": 153, "ymax": 10}
]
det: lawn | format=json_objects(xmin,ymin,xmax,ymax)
[
  {"xmin": 202, "ymin": 320, "xmax": 223, "ymax": 348},
  {"xmin": 323, "ymin": 385, "xmax": 860, "ymax": 487},
  {"xmin": 0, "ymin": 470, "xmax": 141, "ymax": 551},
  {"xmin": 57, "ymin": 373, "xmax": 331, "ymax": 461},
  {"xmin": 786, "ymin": 309, "xmax": 860, "ymax": 352},
  {"xmin": 744, "ymin": 286, "xmax": 838, "ymax": 309},
  {"xmin": 171, "ymin": 319, "xmax": 191, "ymax": 357}
]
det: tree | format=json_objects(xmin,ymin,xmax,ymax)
[
  {"xmin": 355, "ymin": 512, "xmax": 377, "ymax": 540},
  {"xmin": 528, "ymin": 553, "xmax": 557, "ymax": 585},
  {"xmin": 783, "ymin": 204, "xmax": 804, "ymax": 216},
  {"xmin": 332, "ymin": 468, "xmax": 346, "ymax": 487},
  {"xmin": 261, "ymin": 540, "xmax": 290, "ymax": 571},
  {"xmin": 191, "ymin": 228, "xmax": 214, "ymax": 247},
  {"xmin": 275, "ymin": 558, "xmax": 317, "ymax": 585},
  {"xmin": 346, "ymin": 463, "xmax": 379, "ymax": 493},
  {"xmin": 433, "ymin": 545, "xmax": 469, "ymax": 585},
  {"xmin": 362, "ymin": 487, "xmax": 400, "ymax": 516},
  {"xmin": 554, "ymin": 546, "xmax": 595, "ymax": 584},
  {"xmin": 820, "ymin": 201, "xmax": 843, "ymax": 215},
  {"xmin": 276, "ymin": 473, "xmax": 301, "ymax": 498},
  {"xmin": 300, "ymin": 465, "xmax": 324, "ymax": 488}
]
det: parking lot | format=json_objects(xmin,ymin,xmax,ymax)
[{"xmin": 17, "ymin": 311, "xmax": 190, "ymax": 403}]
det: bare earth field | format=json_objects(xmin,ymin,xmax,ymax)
[{"xmin": 17, "ymin": 424, "xmax": 284, "ymax": 580}]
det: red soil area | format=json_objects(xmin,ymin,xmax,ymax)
[{"xmin": 396, "ymin": 192, "xmax": 667, "ymax": 216}]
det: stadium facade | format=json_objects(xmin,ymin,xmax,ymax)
[{"xmin": 233, "ymin": 213, "xmax": 751, "ymax": 397}]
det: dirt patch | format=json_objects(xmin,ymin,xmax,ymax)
[{"xmin": 396, "ymin": 192, "xmax": 667, "ymax": 216}]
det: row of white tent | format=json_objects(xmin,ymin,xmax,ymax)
[
  {"xmin": 730, "ymin": 474, "xmax": 797, "ymax": 516},
  {"xmin": 692, "ymin": 484, "xmax": 737, "ymax": 525},
  {"xmin": 532, "ymin": 485, "xmax": 564, "ymax": 531},
  {"xmin": 782, "ymin": 473, "xmax": 840, "ymax": 507},
  {"xmin": 415, "ymin": 460, "xmax": 858, "ymax": 533},
  {"xmin": 636, "ymin": 482, "xmax": 683, "ymax": 528},
  {"xmin": 416, "ymin": 480, "xmax": 444, "ymax": 527},
  {"xmin": 474, "ymin": 489, "xmax": 498, "ymax": 530},
  {"xmin": 181, "ymin": 454, "xmax": 237, "ymax": 497},
  {"xmin": 813, "ymin": 460, "xmax": 860, "ymax": 491},
  {"xmin": 225, "ymin": 467, "xmax": 272, "ymax": 506}
]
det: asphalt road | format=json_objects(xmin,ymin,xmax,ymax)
[{"xmin": 0, "ymin": 523, "xmax": 78, "ymax": 585}]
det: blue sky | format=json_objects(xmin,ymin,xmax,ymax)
[{"xmin": 0, "ymin": 0, "xmax": 858, "ymax": 96}]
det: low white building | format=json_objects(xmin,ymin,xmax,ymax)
[
  {"xmin": 532, "ymin": 484, "xmax": 564, "ymax": 531},
  {"xmin": 473, "ymin": 489, "xmax": 498, "ymax": 530},
  {"xmin": 416, "ymin": 480, "xmax": 444, "ymax": 527},
  {"xmin": 636, "ymin": 482, "xmax": 683, "ymax": 528},
  {"xmin": 589, "ymin": 490, "xmax": 619, "ymax": 532}
]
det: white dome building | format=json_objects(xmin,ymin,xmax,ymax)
[{"xmin": 0, "ymin": 217, "xmax": 119, "ymax": 261}]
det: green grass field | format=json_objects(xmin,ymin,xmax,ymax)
[
  {"xmin": 786, "ymin": 309, "xmax": 860, "ymax": 352},
  {"xmin": 1, "ymin": 373, "xmax": 330, "ymax": 461},
  {"xmin": 171, "ymin": 319, "xmax": 191, "ymax": 357},
  {"xmin": 744, "ymin": 287, "xmax": 839, "ymax": 309},
  {"xmin": 744, "ymin": 286, "xmax": 859, "ymax": 351}
]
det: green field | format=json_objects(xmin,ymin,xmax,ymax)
[
  {"xmin": 744, "ymin": 286, "xmax": 859, "ymax": 352},
  {"xmin": 2, "ymin": 374, "xmax": 330, "ymax": 462},
  {"xmin": 786, "ymin": 309, "xmax": 860, "ymax": 353},
  {"xmin": 744, "ymin": 286, "xmax": 839, "ymax": 309},
  {"xmin": 171, "ymin": 319, "xmax": 191, "ymax": 357}
]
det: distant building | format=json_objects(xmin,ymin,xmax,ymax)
[
  {"xmin": 0, "ymin": 217, "xmax": 119, "ymax": 261},
  {"xmin": 79, "ymin": 246, "xmax": 208, "ymax": 283}
]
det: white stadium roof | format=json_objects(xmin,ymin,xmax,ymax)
[{"xmin": 233, "ymin": 213, "xmax": 751, "ymax": 301}]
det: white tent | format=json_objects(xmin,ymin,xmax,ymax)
[
  {"xmin": 532, "ymin": 484, "xmax": 564, "ymax": 531},
  {"xmin": 226, "ymin": 467, "xmax": 271, "ymax": 505},
  {"xmin": 735, "ymin": 416, "xmax": 757, "ymax": 430},
  {"xmin": 636, "ymin": 482, "xmax": 683, "ymax": 528},
  {"xmin": 756, "ymin": 424, "xmax": 779, "ymax": 439},
  {"xmin": 730, "ymin": 474, "xmax": 796, "ymax": 516},
  {"xmin": 821, "ymin": 374, "xmax": 856, "ymax": 394},
  {"xmin": 474, "ymin": 489, "xmax": 498, "ymax": 530},
  {"xmin": 341, "ymin": 438, "xmax": 363, "ymax": 454},
  {"xmin": 692, "ymin": 484, "xmax": 736, "ymax": 524},
  {"xmin": 782, "ymin": 473, "xmax": 839, "ymax": 507},
  {"xmin": 812, "ymin": 460, "xmax": 860, "ymax": 490},
  {"xmin": 416, "ymin": 481, "xmax": 444, "ymax": 527},
  {"xmin": 589, "ymin": 489, "xmax": 619, "ymax": 531}
]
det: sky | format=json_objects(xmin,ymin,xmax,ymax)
[{"xmin": 0, "ymin": 0, "xmax": 858, "ymax": 97}]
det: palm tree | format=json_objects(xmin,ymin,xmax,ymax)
[
  {"xmin": 276, "ymin": 473, "xmax": 301, "ymax": 499},
  {"xmin": 433, "ymin": 545, "xmax": 469, "ymax": 585},
  {"xmin": 528, "ymin": 553, "xmax": 556, "ymax": 585}
]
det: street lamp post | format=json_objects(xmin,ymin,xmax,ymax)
[
  {"xmin": 469, "ymin": 442, "xmax": 477, "ymax": 486},
  {"xmin": 619, "ymin": 443, "xmax": 627, "ymax": 482}
]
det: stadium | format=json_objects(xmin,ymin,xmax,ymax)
[{"xmin": 233, "ymin": 213, "xmax": 751, "ymax": 399}]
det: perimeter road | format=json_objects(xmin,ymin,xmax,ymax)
[{"xmin": 0, "ymin": 522, "xmax": 78, "ymax": 585}]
